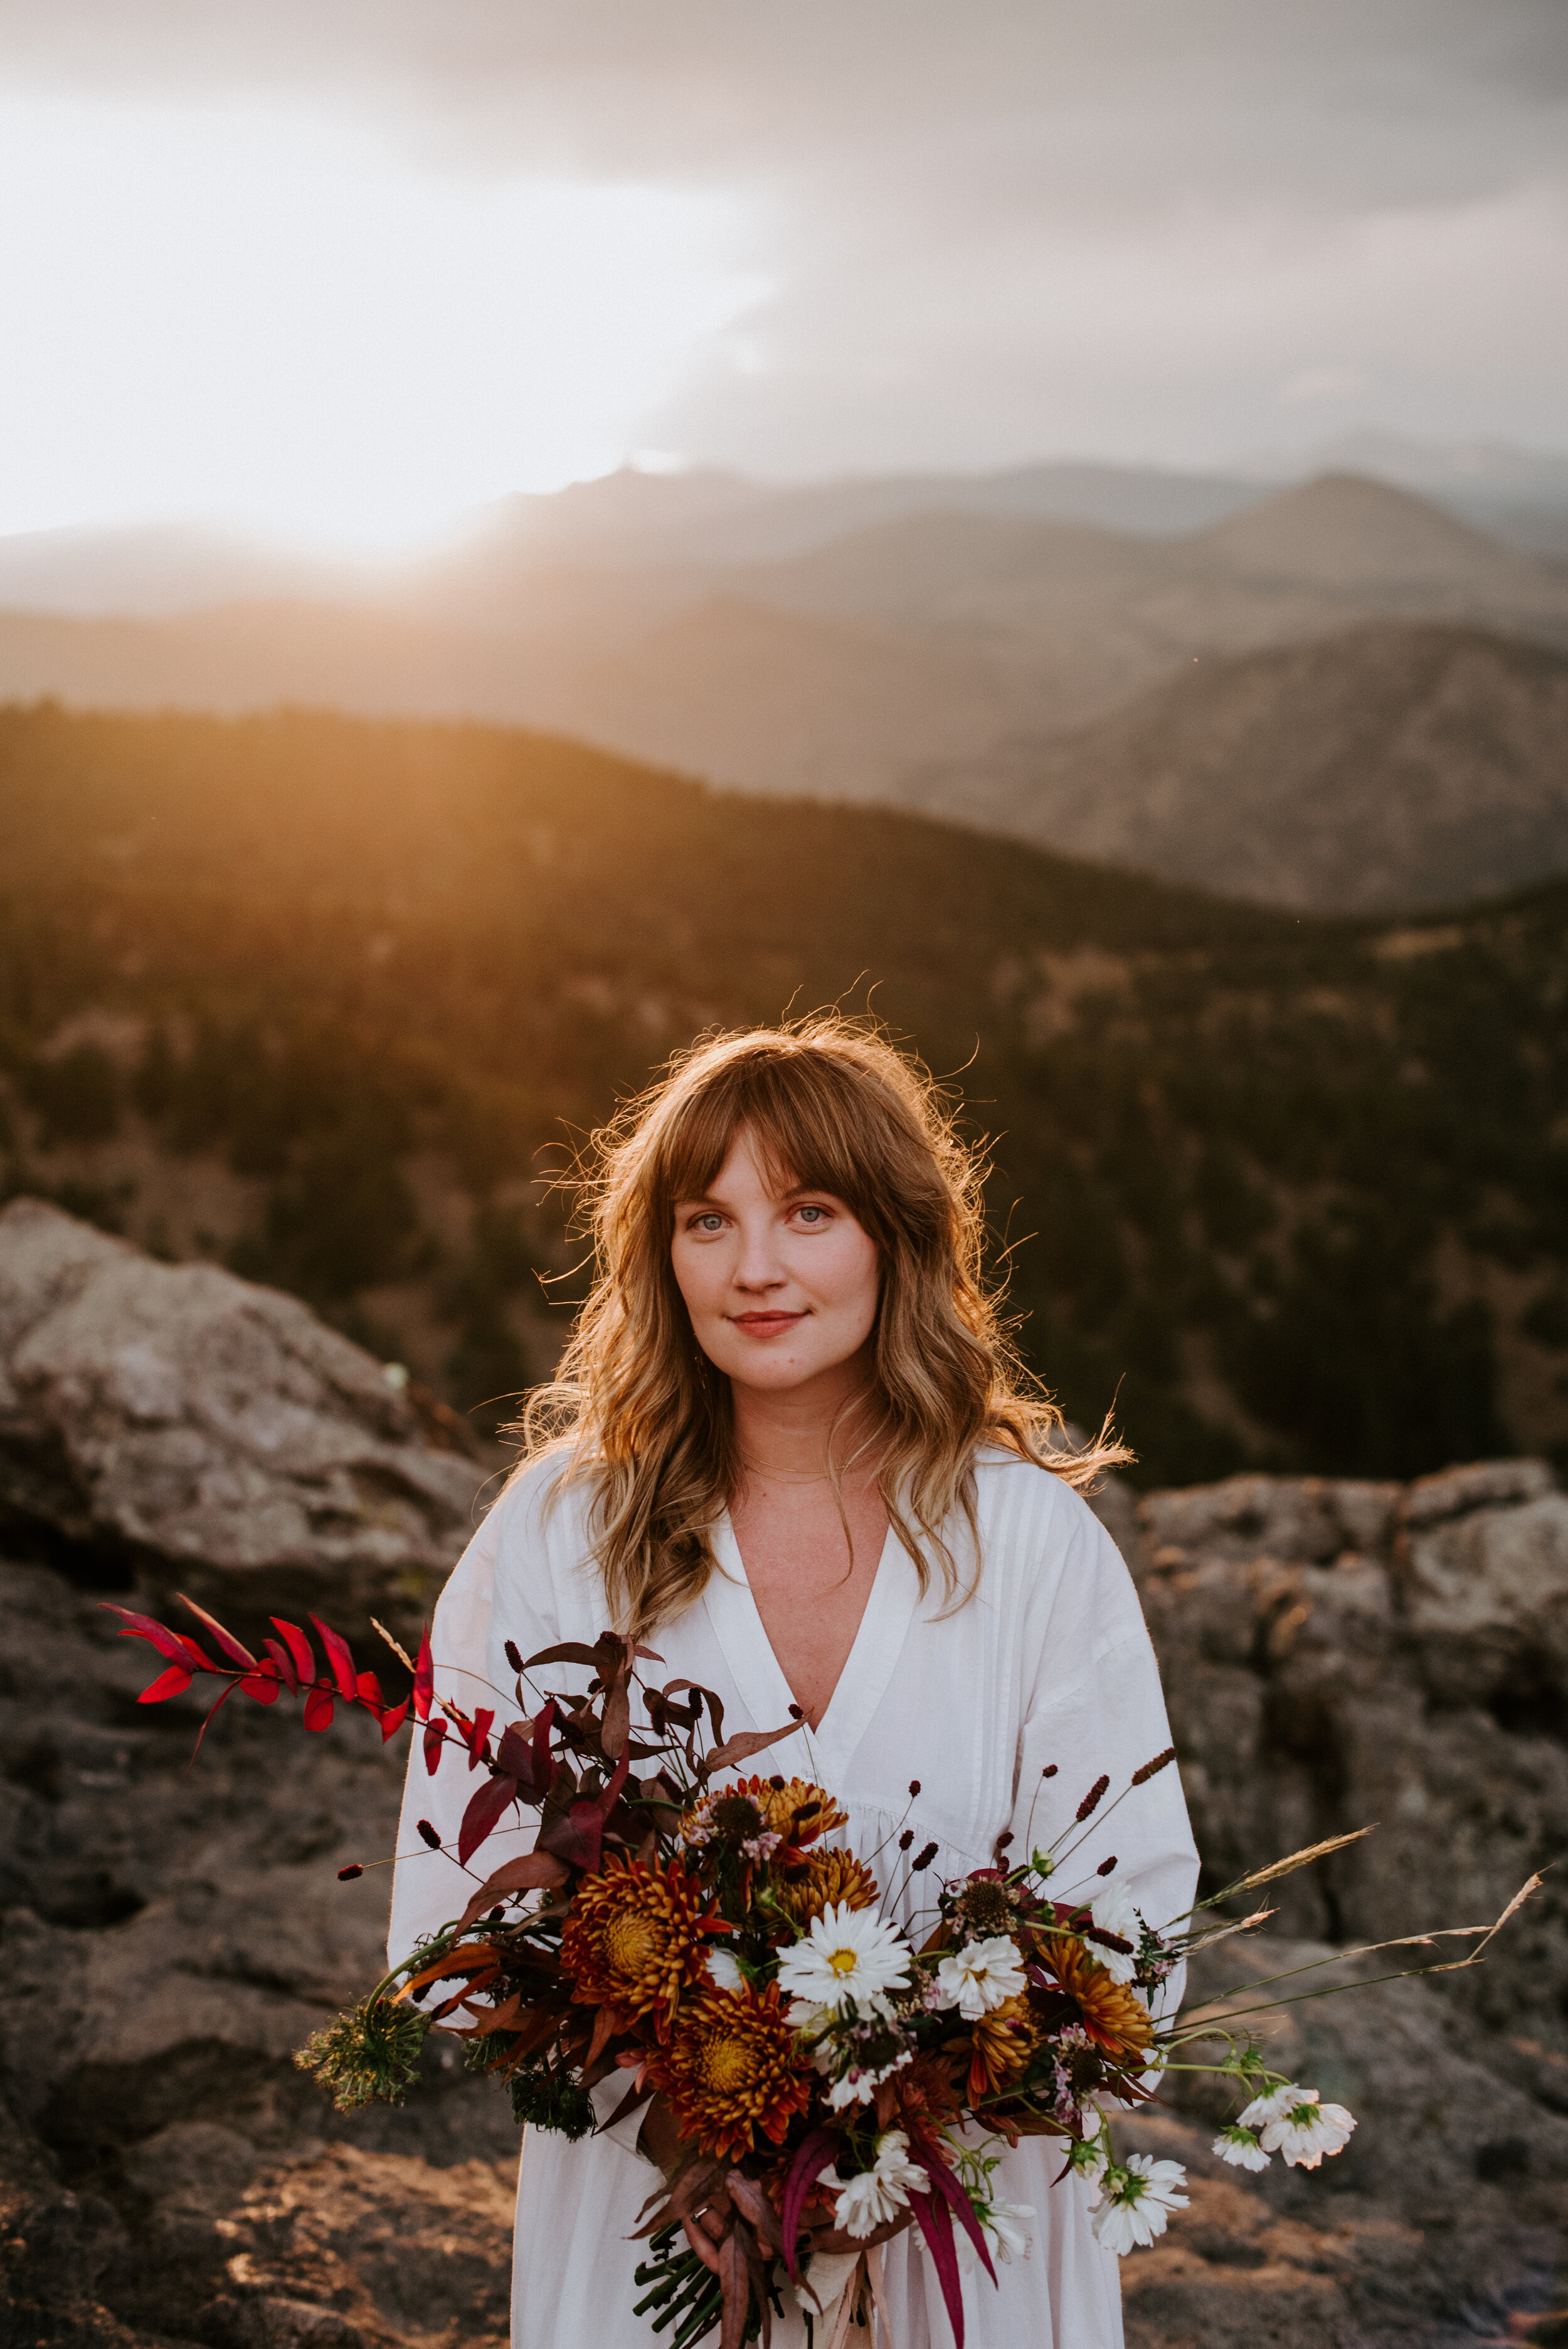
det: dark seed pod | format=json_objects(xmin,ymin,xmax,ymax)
[
  {"xmin": 1076, "ymin": 1774, "xmax": 1110, "ymax": 1822},
  {"xmin": 416, "ymin": 1819, "xmax": 442, "ymax": 1850},
  {"xmin": 337, "ymin": 1864, "xmax": 364, "ymax": 1881},
  {"xmin": 910, "ymin": 1841, "xmax": 940, "ymax": 1873},
  {"xmin": 504, "ymin": 1641, "xmax": 524, "ymax": 1674},
  {"xmin": 1097, "ymin": 1855, "xmax": 1118, "ymax": 1876}
]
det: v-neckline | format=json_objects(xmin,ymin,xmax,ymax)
[{"xmin": 702, "ymin": 1512, "xmax": 921, "ymax": 1790}]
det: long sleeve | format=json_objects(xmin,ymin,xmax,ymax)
[
  {"xmin": 386, "ymin": 1463, "xmax": 566, "ymax": 1971},
  {"xmin": 1007, "ymin": 1490, "xmax": 1200, "ymax": 2022}
]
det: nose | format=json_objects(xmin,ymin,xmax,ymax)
[{"xmin": 732, "ymin": 1216, "xmax": 786, "ymax": 1294}]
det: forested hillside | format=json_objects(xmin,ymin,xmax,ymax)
[{"xmin": 3, "ymin": 701, "xmax": 1565, "ymax": 1486}]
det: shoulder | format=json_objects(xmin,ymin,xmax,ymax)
[
  {"xmin": 490, "ymin": 1448, "xmax": 600, "ymax": 1562},
  {"xmin": 970, "ymin": 1448, "xmax": 1144, "ymax": 1635},
  {"xmin": 971, "ymin": 1445, "xmax": 1113, "ymax": 1551}
]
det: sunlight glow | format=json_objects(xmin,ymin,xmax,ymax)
[{"xmin": 0, "ymin": 98, "xmax": 763, "ymax": 554}]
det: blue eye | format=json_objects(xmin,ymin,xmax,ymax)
[
  {"xmin": 797, "ymin": 1205, "xmax": 827, "ymax": 1224},
  {"xmin": 694, "ymin": 1212, "xmax": 724, "ymax": 1232}
]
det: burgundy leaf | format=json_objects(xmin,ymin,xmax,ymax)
[
  {"xmin": 137, "ymin": 1663, "xmax": 193, "ymax": 1705},
  {"xmin": 423, "ymin": 1719, "xmax": 447, "ymax": 1775},
  {"xmin": 262, "ymin": 1636, "xmax": 300, "ymax": 1695},
  {"xmin": 177, "ymin": 1593, "xmax": 257, "ymax": 1670},
  {"xmin": 780, "ymin": 2128, "xmax": 841, "ymax": 2283},
  {"xmin": 458, "ymin": 1773, "xmax": 521, "ymax": 1867},
  {"xmin": 413, "ymin": 1624, "xmax": 434, "ymax": 1722},
  {"xmin": 454, "ymin": 1848, "xmax": 571, "ymax": 1928},
  {"xmin": 530, "ymin": 1699, "xmax": 558, "ymax": 1794},
  {"xmin": 240, "ymin": 1661, "xmax": 282, "ymax": 1704},
  {"xmin": 601, "ymin": 1680, "xmax": 631, "ymax": 1762},
  {"xmin": 908, "ymin": 2191, "xmax": 965, "ymax": 2348},
  {"xmin": 465, "ymin": 1707, "xmax": 495, "ymax": 1770},
  {"xmin": 354, "ymin": 1668, "xmax": 384, "ymax": 1710},
  {"xmin": 523, "ymin": 1641, "xmax": 605, "ymax": 1669},
  {"xmin": 494, "ymin": 1721, "xmax": 536, "ymax": 1786},
  {"xmin": 705, "ymin": 1719, "xmax": 804, "ymax": 1773},
  {"xmin": 270, "ymin": 1618, "xmax": 315, "ymax": 1685},
  {"xmin": 379, "ymin": 1697, "xmax": 410, "ymax": 1743},
  {"xmin": 537, "ymin": 1745, "xmax": 630, "ymax": 1873},
  {"xmin": 311, "ymin": 1615, "xmax": 358, "ymax": 1703},
  {"xmin": 302, "ymin": 1685, "xmax": 335, "ymax": 1732},
  {"xmin": 912, "ymin": 2131, "xmax": 995, "ymax": 2284}
]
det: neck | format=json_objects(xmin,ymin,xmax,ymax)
[{"xmin": 728, "ymin": 1349, "xmax": 884, "ymax": 1488}]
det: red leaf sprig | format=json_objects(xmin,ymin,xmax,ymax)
[{"xmin": 103, "ymin": 1597, "xmax": 415, "ymax": 1749}]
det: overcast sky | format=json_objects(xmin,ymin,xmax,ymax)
[{"xmin": 1, "ymin": 0, "xmax": 1564, "ymax": 549}]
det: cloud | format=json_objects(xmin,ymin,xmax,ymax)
[{"xmin": 0, "ymin": 0, "xmax": 1563, "ymax": 528}]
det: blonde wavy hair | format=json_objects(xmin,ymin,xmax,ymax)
[{"xmin": 519, "ymin": 1014, "xmax": 1127, "ymax": 1638}]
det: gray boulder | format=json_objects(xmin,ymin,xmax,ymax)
[
  {"xmin": 0, "ymin": 1199, "xmax": 487, "ymax": 1625},
  {"xmin": 1131, "ymin": 1459, "xmax": 1568, "ymax": 2050}
]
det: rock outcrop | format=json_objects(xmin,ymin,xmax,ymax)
[
  {"xmin": 0, "ymin": 1200, "xmax": 487, "ymax": 1627},
  {"xmin": 1113, "ymin": 1460, "xmax": 1568, "ymax": 2052},
  {"xmin": 0, "ymin": 1209, "xmax": 1565, "ymax": 2345}
]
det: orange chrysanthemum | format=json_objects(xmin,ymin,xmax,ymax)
[
  {"xmin": 968, "ymin": 1992, "xmax": 1047, "ymax": 2099},
  {"xmin": 646, "ymin": 1982, "xmax": 813, "ymax": 2161},
  {"xmin": 772, "ymin": 1845, "xmax": 879, "ymax": 1927},
  {"xmin": 559, "ymin": 1856, "xmax": 718, "ymax": 2042},
  {"xmin": 1037, "ymin": 1934, "xmax": 1153, "ymax": 2060}
]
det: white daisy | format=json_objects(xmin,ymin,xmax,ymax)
[
  {"xmin": 1088, "ymin": 2156, "xmax": 1189, "ymax": 2256},
  {"xmin": 1087, "ymin": 1882, "xmax": 1143, "ymax": 1986},
  {"xmin": 775, "ymin": 1902, "xmax": 912, "ymax": 2018},
  {"xmin": 704, "ymin": 1947, "xmax": 744, "ymax": 1993},
  {"xmin": 1212, "ymin": 2124, "xmax": 1271, "ymax": 2172},
  {"xmin": 1248, "ymin": 2087, "xmax": 1357, "ymax": 2170},
  {"xmin": 820, "ymin": 2129, "xmax": 929, "ymax": 2240},
  {"xmin": 933, "ymin": 1934, "xmax": 1028, "ymax": 2020}
]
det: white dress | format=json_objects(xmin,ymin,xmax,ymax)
[{"xmin": 388, "ymin": 1449, "xmax": 1199, "ymax": 2349}]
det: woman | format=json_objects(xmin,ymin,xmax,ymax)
[{"xmin": 389, "ymin": 1016, "xmax": 1197, "ymax": 2346}]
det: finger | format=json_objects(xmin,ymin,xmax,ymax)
[{"xmin": 682, "ymin": 2216, "xmax": 722, "ymax": 2277}]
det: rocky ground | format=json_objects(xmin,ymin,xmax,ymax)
[{"xmin": 1, "ymin": 1201, "xmax": 1566, "ymax": 2346}]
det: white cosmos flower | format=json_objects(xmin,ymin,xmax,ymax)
[
  {"xmin": 1088, "ymin": 2156, "xmax": 1189, "ymax": 2256},
  {"xmin": 933, "ymin": 1934, "xmax": 1028, "ymax": 2020},
  {"xmin": 1236, "ymin": 2081, "xmax": 1300, "ymax": 2128},
  {"xmin": 820, "ymin": 2129, "xmax": 929, "ymax": 2240},
  {"xmin": 704, "ymin": 1948, "xmax": 744, "ymax": 1993},
  {"xmin": 1087, "ymin": 1882, "xmax": 1142, "ymax": 1986},
  {"xmin": 775, "ymin": 1902, "xmax": 912, "ymax": 2018},
  {"xmin": 1212, "ymin": 2124, "xmax": 1271, "ymax": 2172},
  {"xmin": 1236, "ymin": 2082, "xmax": 1357, "ymax": 2168}
]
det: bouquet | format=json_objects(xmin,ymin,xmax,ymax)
[{"xmin": 109, "ymin": 1595, "xmax": 1538, "ymax": 2349}]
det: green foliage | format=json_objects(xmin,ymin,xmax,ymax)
[
  {"xmin": 295, "ymin": 1990, "xmax": 431, "ymax": 2111},
  {"xmin": 507, "ymin": 2059, "xmax": 596, "ymax": 2139},
  {"xmin": 22, "ymin": 1043, "xmax": 121, "ymax": 1145}
]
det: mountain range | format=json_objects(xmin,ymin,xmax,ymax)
[{"xmin": 1, "ymin": 457, "xmax": 1566, "ymax": 915}]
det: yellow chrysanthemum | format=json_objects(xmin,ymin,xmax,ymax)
[
  {"xmin": 968, "ymin": 1991, "xmax": 1046, "ymax": 2098},
  {"xmin": 680, "ymin": 1774, "xmax": 849, "ymax": 1854},
  {"xmin": 772, "ymin": 1845, "xmax": 879, "ymax": 1927},
  {"xmin": 646, "ymin": 1983, "xmax": 812, "ymax": 2161},
  {"xmin": 1037, "ymin": 1934, "xmax": 1153, "ymax": 2060},
  {"xmin": 558, "ymin": 1856, "xmax": 718, "ymax": 2042}
]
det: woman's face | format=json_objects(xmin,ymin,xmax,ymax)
[{"xmin": 670, "ymin": 1125, "xmax": 881, "ymax": 1399}]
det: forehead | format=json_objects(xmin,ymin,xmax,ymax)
[{"xmin": 675, "ymin": 1123, "xmax": 810, "ymax": 1202}]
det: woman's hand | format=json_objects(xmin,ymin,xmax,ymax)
[{"xmin": 637, "ymin": 2102, "xmax": 911, "ymax": 2275}]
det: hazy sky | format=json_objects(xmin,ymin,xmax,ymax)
[{"xmin": 1, "ymin": 0, "xmax": 1564, "ymax": 549}]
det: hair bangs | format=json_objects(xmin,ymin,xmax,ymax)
[{"xmin": 650, "ymin": 1043, "xmax": 904, "ymax": 1231}]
